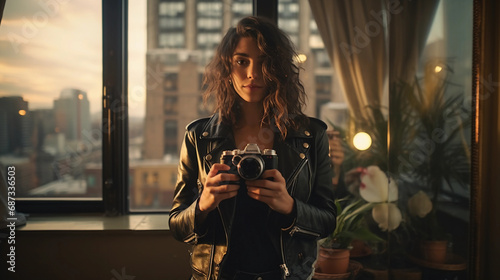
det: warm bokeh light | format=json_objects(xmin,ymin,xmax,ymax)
[
  {"xmin": 295, "ymin": 53, "xmax": 307, "ymax": 64},
  {"xmin": 78, "ymin": 94, "xmax": 84, "ymax": 100},
  {"xmin": 434, "ymin": 65, "xmax": 443, "ymax": 73},
  {"xmin": 18, "ymin": 110, "xmax": 26, "ymax": 116},
  {"xmin": 353, "ymin": 132, "xmax": 372, "ymax": 151}
]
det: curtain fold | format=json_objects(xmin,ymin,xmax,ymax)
[
  {"xmin": 309, "ymin": 0, "xmax": 386, "ymax": 121},
  {"xmin": 309, "ymin": 0, "xmax": 440, "ymax": 121},
  {"xmin": 0, "ymin": 0, "xmax": 6, "ymax": 25},
  {"xmin": 389, "ymin": 0, "xmax": 440, "ymax": 84}
]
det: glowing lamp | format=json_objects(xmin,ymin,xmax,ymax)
[{"xmin": 353, "ymin": 132, "xmax": 372, "ymax": 151}]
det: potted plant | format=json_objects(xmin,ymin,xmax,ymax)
[
  {"xmin": 316, "ymin": 166, "xmax": 402, "ymax": 275},
  {"xmin": 407, "ymin": 191, "xmax": 449, "ymax": 263},
  {"xmin": 317, "ymin": 197, "xmax": 378, "ymax": 275},
  {"xmin": 401, "ymin": 68, "xmax": 471, "ymax": 263}
]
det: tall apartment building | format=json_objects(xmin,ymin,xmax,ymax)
[
  {"xmin": 143, "ymin": 0, "xmax": 339, "ymax": 160},
  {"xmin": 0, "ymin": 96, "xmax": 32, "ymax": 155},
  {"xmin": 53, "ymin": 88, "xmax": 91, "ymax": 143}
]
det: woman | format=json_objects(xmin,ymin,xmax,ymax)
[{"xmin": 169, "ymin": 16, "xmax": 336, "ymax": 280}]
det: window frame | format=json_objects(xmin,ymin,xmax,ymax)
[
  {"xmin": 16, "ymin": 0, "xmax": 128, "ymax": 215},
  {"xmin": 16, "ymin": 0, "xmax": 278, "ymax": 215}
]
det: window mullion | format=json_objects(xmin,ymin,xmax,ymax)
[
  {"xmin": 102, "ymin": 0, "xmax": 129, "ymax": 216},
  {"xmin": 253, "ymin": 0, "xmax": 278, "ymax": 23}
]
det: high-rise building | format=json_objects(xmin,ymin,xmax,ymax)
[
  {"xmin": 0, "ymin": 96, "xmax": 38, "ymax": 194},
  {"xmin": 53, "ymin": 88, "xmax": 91, "ymax": 143},
  {"xmin": 143, "ymin": 0, "xmax": 340, "ymax": 159},
  {"xmin": 0, "ymin": 96, "xmax": 32, "ymax": 155}
]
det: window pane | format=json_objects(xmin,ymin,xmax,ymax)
[
  {"xmin": 308, "ymin": 0, "xmax": 472, "ymax": 277},
  {"xmin": 128, "ymin": 0, "xmax": 252, "ymax": 212},
  {"xmin": 278, "ymin": 0, "xmax": 340, "ymax": 121},
  {"xmin": 391, "ymin": 0, "xmax": 472, "ymax": 271},
  {"xmin": 0, "ymin": 1, "xmax": 102, "ymax": 198}
]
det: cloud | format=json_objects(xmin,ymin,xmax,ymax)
[
  {"xmin": 0, "ymin": 0, "xmax": 147, "ymax": 117},
  {"xmin": 0, "ymin": 0, "xmax": 102, "ymax": 113},
  {"xmin": 2, "ymin": 0, "xmax": 63, "ymax": 21}
]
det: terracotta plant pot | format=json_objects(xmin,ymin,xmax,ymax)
[
  {"xmin": 420, "ymin": 240, "xmax": 448, "ymax": 263},
  {"xmin": 316, "ymin": 247, "xmax": 350, "ymax": 274},
  {"xmin": 349, "ymin": 239, "xmax": 372, "ymax": 258}
]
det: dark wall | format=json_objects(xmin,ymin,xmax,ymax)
[{"xmin": 0, "ymin": 230, "xmax": 191, "ymax": 280}]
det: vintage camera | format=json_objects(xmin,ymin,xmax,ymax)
[{"xmin": 220, "ymin": 143, "xmax": 278, "ymax": 181}]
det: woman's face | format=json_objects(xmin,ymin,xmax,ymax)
[{"xmin": 230, "ymin": 37, "xmax": 267, "ymax": 103}]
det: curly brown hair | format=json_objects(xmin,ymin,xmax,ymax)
[{"xmin": 202, "ymin": 16, "xmax": 308, "ymax": 139}]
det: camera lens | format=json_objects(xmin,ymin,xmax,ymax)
[{"xmin": 237, "ymin": 155, "xmax": 264, "ymax": 180}]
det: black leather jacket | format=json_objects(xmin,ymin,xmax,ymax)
[{"xmin": 169, "ymin": 114, "xmax": 336, "ymax": 280}]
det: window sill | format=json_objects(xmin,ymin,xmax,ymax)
[{"xmin": 15, "ymin": 213, "xmax": 170, "ymax": 231}]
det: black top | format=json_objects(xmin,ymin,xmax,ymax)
[{"xmin": 223, "ymin": 184, "xmax": 282, "ymax": 274}]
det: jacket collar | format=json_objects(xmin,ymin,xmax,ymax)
[
  {"xmin": 199, "ymin": 113, "xmax": 233, "ymax": 140},
  {"xmin": 198, "ymin": 113, "xmax": 313, "ymax": 141}
]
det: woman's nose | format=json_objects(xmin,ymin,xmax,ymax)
[{"xmin": 247, "ymin": 63, "xmax": 260, "ymax": 79}]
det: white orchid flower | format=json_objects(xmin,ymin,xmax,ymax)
[
  {"xmin": 408, "ymin": 190, "xmax": 433, "ymax": 218},
  {"xmin": 359, "ymin": 166, "xmax": 398, "ymax": 203},
  {"xmin": 358, "ymin": 166, "xmax": 402, "ymax": 231},
  {"xmin": 372, "ymin": 203, "xmax": 402, "ymax": 231}
]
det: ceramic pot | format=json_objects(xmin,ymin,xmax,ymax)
[
  {"xmin": 316, "ymin": 247, "xmax": 350, "ymax": 274},
  {"xmin": 420, "ymin": 240, "xmax": 448, "ymax": 263}
]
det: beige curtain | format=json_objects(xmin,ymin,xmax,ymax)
[
  {"xmin": 309, "ymin": 0, "xmax": 387, "ymax": 121},
  {"xmin": 389, "ymin": 0, "xmax": 440, "ymax": 84},
  {"xmin": 309, "ymin": 0, "xmax": 440, "ymax": 121}
]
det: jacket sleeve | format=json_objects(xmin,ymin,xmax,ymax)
[
  {"xmin": 289, "ymin": 126, "xmax": 337, "ymax": 239},
  {"xmin": 168, "ymin": 129, "xmax": 206, "ymax": 244}
]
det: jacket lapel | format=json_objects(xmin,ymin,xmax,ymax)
[
  {"xmin": 200, "ymin": 114, "xmax": 236, "ymax": 161},
  {"xmin": 198, "ymin": 114, "xmax": 238, "ymax": 234},
  {"xmin": 276, "ymin": 128, "xmax": 313, "ymax": 191}
]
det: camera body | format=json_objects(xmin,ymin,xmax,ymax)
[{"xmin": 220, "ymin": 143, "xmax": 278, "ymax": 181}]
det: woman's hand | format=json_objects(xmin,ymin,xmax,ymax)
[
  {"xmin": 245, "ymin": 169, "xmax": 294, "ymax": 215},
  {"xmin": 198, "ymin": 164, "xmax": 241, "ymax": 213},
  {"xmin": 328, "ymin": 130, "xmax": 344, "ymax": 185}
]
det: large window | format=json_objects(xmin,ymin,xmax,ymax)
[
  {"xmin": 0, "ymin": 1, "xmax": 102, "ymax": 201},
  {"xmin": 126, "ymin": 0, "xmax": 337, "ymax": 212},
  {"xmin": 128, "ymin": 0, "xmax": 253, "ymax": 212}
]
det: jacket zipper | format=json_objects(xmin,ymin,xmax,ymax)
[
  {"xmin": 216, "ymin": 206, "xmax": 229, "ymax": 280},
  {"xmin": 208, "ymin": 243, "xmax": 215, "ymax": 280},
  {"xmin": 289, "ymin": 226, "xmax": 321, "ymax": 238},
  {"xmin": 286, "ymin": 158, "xmax": 308, "ymax": 192},
  {"xmin": 184, "ymin": 233, "xmax": 197, "ymax": 244},
  {"xmin": 279, "ymin": 234, "xmax": 290, "ymax": 279},
  {"xmin": 280, "ymin": 156, "xmax": 309, "ymax": 279}
]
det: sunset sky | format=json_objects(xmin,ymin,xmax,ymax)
[{"xmin": 0, "ymin": 0, "xmax": 147, "ymax": 117}]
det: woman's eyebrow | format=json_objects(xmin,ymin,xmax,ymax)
[
  {"xmin": 232, "ymin": 53, "xmax": 266, "ymax": 60},
  {"xmin": 233, "ymin": 52, "xmax": 249, "ymax": 57}
]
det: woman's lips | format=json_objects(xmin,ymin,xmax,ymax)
[{"xmin": 244, "ymin": 84, "xmax": 262, "ymax": 89}]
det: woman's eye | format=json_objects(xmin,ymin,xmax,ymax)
[{"xmin": 236, "ymin": 59, "xmax": 247, "ymax": 66}]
